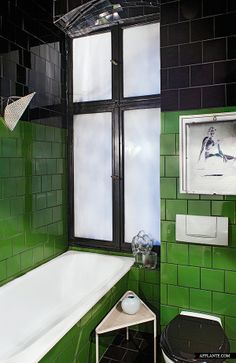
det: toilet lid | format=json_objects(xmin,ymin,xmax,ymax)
[{"xmin": 160, "ymin": 314, "xmax": 230, "ymax": 363}]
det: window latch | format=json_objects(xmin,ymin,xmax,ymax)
[
  {"xmin": 110, "ymin": 59, "xmax": 118, "ymax": 66},
  {"xmin": 111, "ymin": 175, "xmax": 122, "ymax": 180}
]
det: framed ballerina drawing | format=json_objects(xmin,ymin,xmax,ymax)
[{"xmin": 179, "ymin": 112, "xmax": 236, "ymax": 195}]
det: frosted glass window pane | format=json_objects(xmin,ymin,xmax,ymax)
[
  {"xmin": 74, "ymin": 113, "xmax": 112, "ymax": 240},
  {"xmin": 123, "ymin": 23, "xmax": 160, "ymax": 97},
  {"xmin": 73, "ymin": 33, "xmax": 112, "ymax": 102},
  {"xmin": 124, "ymin": 108, "xmax": 160, "ymax": 243}
]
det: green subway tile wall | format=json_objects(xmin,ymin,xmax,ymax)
[
  {"xmin": 160, "ymin": 106, "xmax": 236, "ymax": 353},
  {"xmin": 0, "ymin": 121, "xmax": 68, "ymax": 285},
  {"xmin": 128, "ymin": 265, "xmax": 160, "ymax": 329}
]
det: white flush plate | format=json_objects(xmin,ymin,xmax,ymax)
[{"xmin": 176, "ymin": 214, "xmax": 228, "ymax": 246}]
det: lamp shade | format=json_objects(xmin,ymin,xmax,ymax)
[{"xmin": 3, "ymin": 92, "xmax": 36, "ymax": 131}]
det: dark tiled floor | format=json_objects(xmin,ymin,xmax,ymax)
[{"xmin": 100, "ymin": 329, "xmax": 164, "ymax": 363}]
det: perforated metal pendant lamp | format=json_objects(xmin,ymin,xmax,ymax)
[{"xmin": 2, "ymin": 92, "xmax": 36, "ymax": 131}]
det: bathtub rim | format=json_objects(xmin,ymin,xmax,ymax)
[{"xmin": 0, "ymin": 250, "xmax": 133, "ymax": 293}]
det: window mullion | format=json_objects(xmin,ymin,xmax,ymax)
[
  {"xmin": 111, "ymin": 27, "xmax": 119, "ymax": 101},
  {"xmin": 112, "ymin": 106, "xmax": 122, "ymax": 248}
]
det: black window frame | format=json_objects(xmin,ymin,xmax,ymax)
[{"xmin": 68, "ymin": 15, "xmax": 161, "ymax": 252}]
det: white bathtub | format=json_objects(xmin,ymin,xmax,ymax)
[{"xmin": 0, "ymin": 250, "xmax": 134, "ymax": 363}]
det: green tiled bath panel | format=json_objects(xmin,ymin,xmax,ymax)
[
  {"xmin": 40, "ymin": 265, "xmax": 160, "ymax": 363},
  {"xmin": 39, "ymin": 278, "xmax": 124, "ymax": 363}
]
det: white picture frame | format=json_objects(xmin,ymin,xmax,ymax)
[{"xmin": 179, "ymin": 112, "xmax": 236, "ymax": 195}]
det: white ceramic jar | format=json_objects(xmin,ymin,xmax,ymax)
[{"xmin": 121, "ymin": 293, "xmax": 141, "ymax": 315}]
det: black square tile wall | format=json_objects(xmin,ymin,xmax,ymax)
[
  {"xmin": 179, "ymin": 0, "xmax": 202, "ymax": 21},
  {"xmin": 214, "ymin": 61, "xmax": 236, "ymax": 84},
  {"xmin": 161, "ymin": 46, "xmax": 179, "ymax": 68},
  {"xmin": 203, "ymin": 38, "xmax": 226, "ymax": 62},
  {"xmin": 228, "ymin": 37, "xmax": 236, "ymax": 59},
  {"xmin": 191, "ymin": 18, "xmax": 214, "ymax": 42},
  {"xmin": 202, "ymin": 85, "xmax": 226, "ymax": 108},
  {"xmin": 179, "ymin": 87, "xmax": 201, "ymax": 110},
  {"xmin": 215, "ymin": 13, "xmax": 236, "ymax": 37},
  {"xmin": 160, "ymin": 0, "xmax": 236, "ymax": 111},
  {"xmin": 191, "ymin": 64, "xmax": 213, "ymax": 87},
  {"xmin": 160, "ymin": 1, "xmax": 179, "ymax": 24},
  {"xmin": 162, "ymin": 89, "xmax": 178, "ymax": 110},
  {"xmin": 203, "ymin": 0, "xmax": 227, "ymax": 17},
  {"xmin": 0, "ymin": 0, "xmax": 66, "ymax": 127},
  {"xmin": 168, "ymin": 22, "xmax": 189, "ymax": 45},
  {"xmin": 169, "ymin": 66, "xmax": 189, "ymax": 89},
  {"xmin": 180, "ymin": 42, "xmax": 202, "ymax": 65},
  {"xmin": 227, "ymin": 83, "xmax": 236, "ymax": 105}
]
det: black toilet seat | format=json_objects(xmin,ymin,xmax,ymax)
[{"xmin": 160, "ymin": 314, "xmax": 230, "ymax": 363}]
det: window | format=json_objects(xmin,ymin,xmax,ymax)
[
  {"xmin": 123, "ymin": 23, "xmax": 160, "ymax": 97},
  {"xmin": 73, "ymin": 33, "xmax": 112, "ymax": 101},
  {"xmin": 73, "ymin": 112, "xmax": 113, "ymax": 241},
  {"xmin": 70, "ymin": 20, "xmax": 160, "ymax": 251},
  {"xmin": 124, "ymin": 108, "xmax": 160, "ymax": 243}
]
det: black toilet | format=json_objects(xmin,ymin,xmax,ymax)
[{"xmin": 160, "ymin": 311, "xmax": 230, "ymax": 363}]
